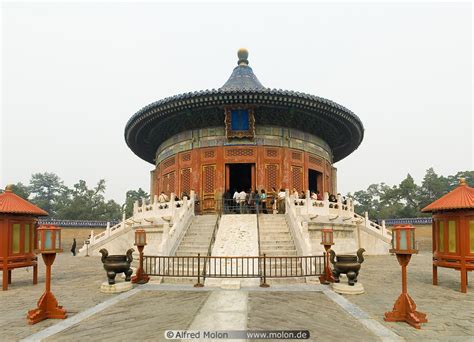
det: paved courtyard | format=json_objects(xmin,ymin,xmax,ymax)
[{"xmin": 0, "ymin": 252, "xmax": 472, "ymax": 341}]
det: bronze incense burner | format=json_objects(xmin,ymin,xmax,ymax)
[
  {"xmin": 329, "ymin": 248, "xmax": 365, "ymax": 286},
  {"xmin": 99, "ymin": 248, "xmax": 134, "ymax": 285}
]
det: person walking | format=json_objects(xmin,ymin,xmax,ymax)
[
  {"xmin": 260, "ymin": 189, "xmax": 267, "ymax": 214},
  {"xmin": 71, "ymin": 238, "xmax": 76, "ymax": 256}
]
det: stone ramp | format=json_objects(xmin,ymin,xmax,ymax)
[
  {"xmin": 259, "ymin": 214, "xmax": 305, "ymax": 284},
  {"xmin": 162, "ymin": 214, "xmax": 218, "ymax": 284},
  {"xmin": 206, "ymin": 214, "xmax": 260, "ymax": 287}
]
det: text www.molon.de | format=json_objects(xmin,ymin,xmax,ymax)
[{"xmin": 165, "ymin": 330, "xmax": 310, "ymax": 340}]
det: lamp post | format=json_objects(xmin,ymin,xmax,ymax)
[
  {"xmin": 85, "ymin": 239, "xmax": 90, "ymax": 257},
  {"xmin": 132, "ymin": 229, "xmax": 149, "ymax": 284},
  {"xmin": 384, "ymin": 224, "xmax": 427, "ymax": 329},
  {"xmin": 319, "ymin": 228, "xmax": 336, "ymax": 284},
  {"xmin": 27, "ymin": 225, "xmax": 67, "ymax": 324}
]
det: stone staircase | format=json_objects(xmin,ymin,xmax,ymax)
[
  {"xmin": 162, "ymin": 215, "xmax": 218, "ymax": 284},
  {"xmin": 258, "ymin": 214, "xmax": 305, "ymax": 284}
]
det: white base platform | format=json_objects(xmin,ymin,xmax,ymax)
[
  {"xmin": 100, "ymin": 281, "xmax": 133, "ymax": 294},
  {"xmin": 331, "ymin": 282, "xmax": 364, "ymax": 295}
]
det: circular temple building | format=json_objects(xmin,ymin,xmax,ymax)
[{"xmin": 125, "ymin": 49, "xmax": 364, "ymax": 212}]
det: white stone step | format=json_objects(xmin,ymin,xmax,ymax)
[
  {"xmin": 260, "ymin": 245, "xmax": 295, "ymax": 250},
  {"xmin": 260, "ymin": 241, "xmax": 295, "ymax": 246},
  {"xmin": 260, "ymin": 250, "xmax": 298, "ymax": 256}
]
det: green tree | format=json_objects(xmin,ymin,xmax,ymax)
[
  {"xmin": 10, "ymin": 182, "xmax": 31, "ymax": 200},
  {"xmin": 418, "ymin": 168, "xmax": 449, "ymax": 210},
  {"xmin": 55, "ymin": 179, "xmax": 121, "ymax": 220},
  {"xmin": 29, "ymin": 172, "xmax": 66, "ymax": 216},
  {"xmin": 124, "ymin": 188, "xmax": 149, "ymax": 218},
  {"xmin": 397, "ymin": 174, "xmax": 420, "ymax": 217}
]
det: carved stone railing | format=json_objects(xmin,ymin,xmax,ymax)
[
  {"xmin": 285, "ymin": 193, "xmax": 312, "ymax": 256},
  {"xmin": 78, "ymin": 191, "xmax": 195, "ymax": 255},
  {"xmin": 286, "ymin": 190, "xmax": 391, "ymax": 243},
  {"xmin": 158, "ymin": 194, "xmax": 195, "ymax": 256}
]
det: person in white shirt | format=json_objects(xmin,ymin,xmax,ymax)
[
  {"xmin": 238, "ymin": 189, "xmax": 247, "ymax": 214},
  {"xmin": 278, "ymin": 189, "xmax": 286, "ymax": 213}
]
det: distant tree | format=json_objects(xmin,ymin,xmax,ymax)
[
  {"xmin": 29, "ymin": 172, "xmax": 66, "ymax": 216},
  {"xmin": 124, "ymin": 188, "xmax": 149, "ymax": 218},
  {"xmin": 397, "ymin": 174, "xmax": 420, "ymax": 217},
  {"xmin": 418, "ymin": 168, "xmax": 449, "ymax": 210},
  {"xmin": 10, "ymin": 182, "xmax": 31, "ymax": 200},
  {"xmin": 55, "ymin": 179, "xmax": 121, "ymax": 220},
  {"xmin": 350, "ymin": 169, "xmax": 474, "ymax": 220}
]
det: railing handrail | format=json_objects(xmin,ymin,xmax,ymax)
[
  {"xmin": 202, "ymin": 209, "xmax": 222, "ymax": 278},
  {"xmin": 143, "ymin": 254, "xmax": 325, "ymax": 284}
]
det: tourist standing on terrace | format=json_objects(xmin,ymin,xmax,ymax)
[
  {"xmin": 71, "ymin": 238, "xmax": 76, "ymax": 256},
  {"xmin": 260, "ymin": 189, "xmax": 267, "ymax": 214}
]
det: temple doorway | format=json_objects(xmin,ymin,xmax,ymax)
[
  {"xmin": 226, "ymin": 163, "xmax": 255, "ymax": 192},
  {"xmin": 308, "ymin": 169, "xmax": 323, "ymax": 194}
]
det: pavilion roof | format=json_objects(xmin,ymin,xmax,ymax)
[
  {"xmin": 125, "ymin": 49, "xmax": 365, "ymax": 164},
  {"xmin": 0, "ymin": 186, "xmax": 48, "ymax": 216},
  {"xmin": 421, "ymin": 179, "xmax": 474, "ymax": 212}
]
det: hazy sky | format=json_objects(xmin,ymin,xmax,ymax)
[{"xmin": 1, "ymin": 2, "xmax": 472, "ymax": 204}]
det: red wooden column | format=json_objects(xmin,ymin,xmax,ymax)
[{"xmin": 225, "ymin": 164, "xmax": 230, "ymax": 191}]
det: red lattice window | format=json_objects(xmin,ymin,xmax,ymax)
[
  {"xmin": 181, "ymin": 153, "xmax": 191, "ymax": 162},
  {"xmin": 202, "ymin": 165, "xmax": 216, "ymax": 195},
  {"xmin": 162, "ymin": 157, "xmax": 176, "ymax": 170},
  {"xmin": 226, "ymin": 148, "xmax": 254, "ymax": 157},
  {"xmin": 291, "ymin": 166, "xmax": 303, "ymax": 192},
  {"xmin": 162, "ymin": 171, "xmax": 176, "ymax": 195},
  {"xmin": 265, "ymin": 164, "xmax": 279, "ymax": 191},
  {"xmin": 203, "ymin": 150, "xmax": 215, "ymax": 159},
  {"xmin": 266, "ymin": 149, "xmax": 278, "ymax": 158},
  {"xmin": 180, "ymin": 168, "xmax": 191, "ymax": 195},
  {"xmin": 292, "ymin": 151, "xmax": 302, "ymax": 161}
]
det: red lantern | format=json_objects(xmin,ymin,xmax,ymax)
[
  {"xmin": 134, "ymin": 229, "xmax": 147, "ymax": 247},
  {"xmin": 390, "ymin": 224, "xmax": 416, "ymax": 254},
  {"xmin": 321, "ymin": 228, "xmax": 334, "ymax": 246}
]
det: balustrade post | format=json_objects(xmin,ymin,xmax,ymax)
[
  {"xmin": 260, "ymin": 254, "xmax": 270, "ymax": 288},
  {"xmin": 190, "ymin": 190, "xmax": 196, "ymax": 213},
  {"xmin": 382, "ymin": 220, "xmax": 386, "ymax": 235},
  {"xmin": 364, "ymin": 211, "xmax": 370, "ymax": 228},
  {"xmin": 194, "ymin": 253, "xmax": 204, "ymax": 287},
  {"xmin": 337, "ymin": 194, "xmax": 343, "ymax": 216},
  {"xmin": 323, "ymin": 192, "xmax": 330, "ymax": 216},
  {"xmin": 305, "ymin": 190, "xmax": 311, "ymax": 214},
  {"xmin": 170, "ymin": 193, "xmax": 176, "ymax": 217},
  {"xmin": 133, "ymin": 200, "xmax": 139, "ymax": 215},
  {"xmin": 153, "ymin": 195, "xmax": 159, "ymax": 212},
  {"xmin": 106, "ymin": 222, "xmax": 110, "ymax": 237}
]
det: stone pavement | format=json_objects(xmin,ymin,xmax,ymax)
[
  {"xmin": 349, "ymin": 252, "xmax": 474, "ymax": 341},
  {"xmin": 0, "ymin": 252, "xmax": 473, "ymax": 341}
]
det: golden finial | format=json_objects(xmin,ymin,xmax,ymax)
[
  {"xmin": 5, "ymin": 184, "xmax": 14, "ymax": 192},
  {"xmin": 459, "ymin": 178, "xmax": 466, "ymax": 186},
  {"xmin": 237, "ymin": 48, "xmax": 249, "ymax": 66}
]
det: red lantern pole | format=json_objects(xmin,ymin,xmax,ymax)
[
  {"xmin": 384, "ymin": 225, "xmax": 427, "ymax": 329},
  {"xmin": 132, "ymin": 229, "xmax": 149, "ymax": 284},
  {"xmin": 27, "ymin": 225, "xmax": 67, "ymax": 324}
]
